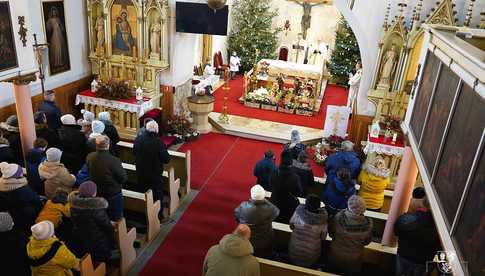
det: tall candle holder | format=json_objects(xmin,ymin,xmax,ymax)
[{"xmin": 219, "ymin": 68, "xmax": 230, "ymax": 124}]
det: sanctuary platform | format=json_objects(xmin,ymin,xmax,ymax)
[{"xmin": 209, "ymin": 112, "xmax": 324, "ymax": 144}]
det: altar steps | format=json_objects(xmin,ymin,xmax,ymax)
[{"xmin": 209, "ymin": 112, "xmax": 323, "ymax": 144}]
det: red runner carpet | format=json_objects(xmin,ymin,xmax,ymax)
[
  {"xmin": 213, "ymin": 76, "xmax": 349, "ymax": 129},
  {"xmin": 140, "ymin": 133, "xmax": 324, "ymax": 275}
]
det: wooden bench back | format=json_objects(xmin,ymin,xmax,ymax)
[
  {"xmin": 80, "ymin": 254, "xmax": 106, "ymax": 276},
  {"xmin": 257, "ymin": 258, "xmax": 340, "ymax": 276},
  {"xmin": 115, "ymin": 218, "xmax": 137, "ymax": 276}
]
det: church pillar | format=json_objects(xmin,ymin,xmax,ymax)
[{"xmin": 381, "ymin": 146, "xmax": 418, "ymax": 246}]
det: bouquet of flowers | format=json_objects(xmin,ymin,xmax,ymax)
[
  {"xmin": 382, "ymin": 115, "xmax": 402, "ymax": 132},
  {"xmin": 323, "ymin": 135, "xmax": 345, "ymax": 150},
  {"xmin": 166, "ymin": 115, "xmax": 199, "ymax": 142},
  {"xmin": 96, "ymin": 81, "xmax": 131, "ymax": 100},
  {"xmin": 312, "ymin": 142, "xmax": 328, "ymax": 165}
]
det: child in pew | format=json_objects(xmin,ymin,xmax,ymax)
[
  {"xmin": 0, "ymin": 212, "xmax": 31, "ymax": 276},
  {"xmin": 36, "ymin": 189, "xmax": 72, "ymax": 242},
  {"xmin": 289, "ymin": 194, "xmax": 328, "ymax": 269},
  {"xmin": 69, "ymin": 181, "xmax": 116, "ymax": 264}
]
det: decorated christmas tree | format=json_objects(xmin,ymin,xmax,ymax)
[
  {"xmin": 228, "ymin": 0, "xmax": 281, "ymax": 72},
  {"xmin": 327, "ymin": 18, "xmax": 360, "ymax": 85}
]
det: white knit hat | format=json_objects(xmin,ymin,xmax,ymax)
[
  {"xmin": 31, "ymin": 221, "xmax": 55, "ymax": 240},
  {"xmin": 81, "ymin": 109, "xmax": 95, "ymax": 122},
  {"xmin": 0, "ymin": 162, "xmax": 22, "ymax": 179},
  {"xmin": 250, "ymin": 185, "xmax": 266, "ymax": 201},
  {"xmin": 0, "ymin": 212, "xmax": 14, "ymax": 232},
  {"xmin": 146, "ymin": 121, "xmax": 159, "ymax": 133},
  {"xmin": 46, "ymin": 148, "xmax": 62, "ymax": 162},
  {"xmin": 91, "ymin": 120, "xmax": 105, "ymax": 134},
  {"xmin": 60, "ymin": 114, "xmax": 76, "ymax": 125},
  {"xmin": 98, "ymin": 111, "xmax": 110, "ymax": 121}
]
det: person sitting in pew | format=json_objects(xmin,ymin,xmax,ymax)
[
  {"xmin": 0, "ymin": 212, "xmax": 30, "ymax": 276},
  {"xmin": 357, "ymin": 156, "xmax": 391, "ymax": 212},
  {"xmin": 253, "ymin": 150, "xmax": 276, "ymax": 191},
  {"xmin": 291, "ymin": 150, "xmax": 314, "ymax": 196},
  {"xmin": 27, "ymin": 220, "xmax": 79, "ymax": 276},
  {"xmin": 289, "ymin": 194, "xmax": 328, "ymax": 269},
  {"xmin": 394, "ymin": 196, "xmax": 441, "ymax": 276},
  {"xmin": 203, "ymin": 224, "xmax": 260, "ymax": 276},
  {"xmin": 328, "ymin": 195, "xmax": 372, "ymax": 274},
  {"xmin": 270, "ymin": 150, "xmax": 302, "ymax": 224},
  {"xmin": 39, "ymin": 148, "xmax": 76, "ymax": 199},
  {"xmin": 69, "ymin": 181, "xmax": 116, "ymax": 263},
  {"xmin": 323, "ymin": 167, "xmax": 356, "ymax": 217},
  {"xmin": 235, "ymin": 185, "xmax": 279, "ymax": 258}
]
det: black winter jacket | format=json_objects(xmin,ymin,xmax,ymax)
[
  {"xmin": 270, "ymin": 166, "xmax": 301, "ymax": 224},
  {"xmin": 58, "ymin": 125, "xmax": 87, "ymax": 174},
  {"xmin": 133, "ymin": 132, "xmax": 170, "ymax": 189},
  {"xmin": 87, "ymin": 150, "xmax": 127, "ymax": 197}
]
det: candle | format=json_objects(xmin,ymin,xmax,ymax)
[{"xmin": 392, "ymin": 133, "xmax": 398, "ymax": 144}]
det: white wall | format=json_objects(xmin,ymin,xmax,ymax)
[{"xmin": 0, "ymin": 0, "xmax": 90, "ymax": 108}]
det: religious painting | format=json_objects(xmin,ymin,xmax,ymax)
[
  {"xmin": 0, "ymin": 2, "xmax": 18, "ymax": 72},
  {"xmin": 111, "ymin": 0, "xmax": 138, "ymax": 57},
  {"xmin": 42, "ymin": 0, "xmax": 71, "ymax": 75},
  {"xmin": 410, "ymin": 52, "xmax": 440, "ymax": 145},
  {"xmin": 454, "ymin": 148, "xmax": 485, "ymax": 276},
  {"xmin": 419, "ymin": 65, "xmax": 459, "ymax": 177},
  {"xmin": 432, "ymin": 83, "xmax": 485, "ymax": 228}
]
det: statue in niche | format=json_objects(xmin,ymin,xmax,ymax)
[
  {"xmin": 150, "ymin": 18, "xmax": 161, "ymax": 57},
  {"xmin": 95, "ymin": 15, "xmax": 105, "ymax": 53},
  {"xmin": 378, "ymin": 44, "xmax": 398, "ymax": 89},
  {"xmin": 145, "ymin": 69, "xmax": 152, "ymax": 81}
]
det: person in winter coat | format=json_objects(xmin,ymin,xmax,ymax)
[
  {"xmin": 358, "ymin": 156, "xmax": 391, "ymax": 211},
  {"xmin": 37, "ymin": 90, "xmax": 62, "ymax": 131},
  {"xmin": 58, "ymin": 114, "xmax": 87, "ymax": 174},
  {"xmin": 323, "ymin": 167, "xmax": 356, "ymax": 216},
  {"xmin": 253, "ymin": 150, "xmax": 276, "ymax": 191},
  {"xmin": 0, "ymin": 212, "xmax": 30, "ymax": 276},
  {"xmin": 86, "ymin": 120, "xmax": 106, "ymax": 154},
  {"xmin": 87, "ymin": 135, "xmax": 127, "ymax": 220},
  {"xmin": 408, "ymin": 187, "xmax": 426, "ymax": 213},
  {"xmin": 203, "ymin": 224, "xmax": 260, "ymax": 276},
  {"xmin": 39, "ymin": 148, "xmax": 76, "ymax": 199},
  {"xmin": 134, "ymin": 121, "xmax": 170, "ymax": 221},
  {"xmin": 0, "ymin": 162, "xmax": 42, "ymax": 233},
  {"xmin": 74, "ymin": 163, "xmax": 90, "ymax": 188},
  {"xmin": 324, "ymin": 140, "xmax": 361, "ymax": 183},
  {"xmin": 70, "ymin": 181, "xmax": 115, "ymax": 263},
  {"xmin": 284, "ymin": 130, "xmax": 306, "ymax": 160},
  {"xmin": 34, "ymin": 111, "xmax": 61, "ymax": 149},
  {"xmin": 235, "ymin": 185, "xmax": 279, "ymax": 258},
  {"xmin": 98, "ymin": 112, "xmax": 120, "ymax": 155},
  {"xmin": 394, "ymin": 197, "xmax": 441, "ymax": 276},
  {"xmin": 36, "ymin": 189, "xmax": 72, "ymax": 242},
  {"xmin": 289, "ymin": 194, "xmax": 328, "ymax": 268},
  {"xmin": 26, "ymin": 138, "xmax": 48, "ymax": 195},
  {"xmin": 79, "ymin": 109, "xmax": 95, "ymax": 138},
  {"xmin": 27, "ymin": 220, "xmax": 79, "ymax": 276},
  {"xmin": 291, "ymin": 150, "xmax": 314, "ymax": 196},
  {"xmin": 0, "ymin": 115, "xmax": 23, "ymax": 165},
  {"xmin": 328, "ymin": 195, "xmax": 373, "ymax": 274},
  {"xmin": 270, "ymin": 150, "xmax": 302, "ymax": 224},
  {"xmin": 0, "ymin": 136, "xmax": 16, "ymax": 164}
]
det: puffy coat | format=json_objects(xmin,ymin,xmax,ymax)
[
  {"xmin": 0, "ymin": 177, "xmax": 42, "ymax": 232},
  {"xmin": 58, "ymin": 125, "xmax": 87, "ymax": 174},
  {"xmin": 324, "ymin": 151, "xmax": 361, "ymax": 181},
  {"xmin": 270, "ymin": 166, "xmax": 301, "ymax": 224},
  {"xmin": 235, "ymin": 199, "xmax": 279, "ymax": 251},
  {"xmin": 253, "ymin": 157, "xmax": 276, "ymax": 191},
  {"xmin": 0, "ymin": 228, "xmax": 30, "ymax": 276},
  {"xmin": 39, "ymin": 161, "xmax": 76, "ymax": 199},
  {"xmin": 37, "ymin": 100, "xmax": 62, "ymax": 130},
  {"xmin": 291, "ymin": 160, "xmax": 314, "ymax": 196},
  {"xmin": 133, "ymin": 132, "xmax": 170, "ymax": 190},
  {"xmin": 86, "ymin": 150, "xmax": 127, "ymax": 197},
  {"xmin": 69, "ymin": 191, "xmax": 115, "ymax": 262},
  {"xmin": 203, "ymin": 234, "xmax": 260, "ymax": 276},
  {"xmin": 27, "ymin": 236, "xmax": 78, "ymax": 276},
  {"xmin": 36, "ymin": 200, "xmax": 70, "ymax": 228},
  {"xmin": 328, "ymin": 210, "xmax": 373, "ymax": 273},
  {"xmin": 358, "ymin": 165, "xmax": 390, "ymax": 210},
  {"xmin": 26, "ymin": 148, "xmax": 46, "ymax": 195},
  {"xmin": 323, "ymin": 177, "xmax": 356, "ymax": 212},
  {"xmin": 289, "ymin": 205, "xmax": 328, "ymax": 267}
]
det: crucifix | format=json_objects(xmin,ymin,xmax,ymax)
[
  {"xmin": 32, "ymin": 34, "xmax": 49, "ymax": 94},
  {"xmin": 330, "ymin": 110, "xmax": 344, "ymax": 135},
  {"xmin": 289, "ymin": 0, "xmax": 328, "ymax": 39},
  {"xmin": 292, "ymin": 34, "xmax": 305, "ymax": 63}
]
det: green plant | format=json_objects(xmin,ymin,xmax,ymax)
[{"xmin": 96, "ymin": 81, "xmax": 131, "ymax": 100}]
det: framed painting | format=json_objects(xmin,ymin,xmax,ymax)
[
  {"xmin": 111, "ymin": 0, "xmax": 138, "ymax": 57},
  {"xmin": 0, "ymin": 2, "xmax": 18, "ymax": 72},
  {"xmin": 42, "ymin": 0, "xmax": 71, "ymax": 75}
]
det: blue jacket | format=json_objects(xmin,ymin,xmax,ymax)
[
  {"xmin": 25, "ymin": 148, "xmax": 46, "ymax": 194},
  {"xmin": 253, "ymin": 157, "xmax": 276, "ymax": 191},
  {"xmin": 75, "ymin": 163, "xmax": 90, "ymax": 188},
  {"xmin": 37, "ymin": 100, "xmax": 62, "ymax": 130},
  {"xmin": 323, "ymin": 177, "xmax": 356, "ymax": 211},
  {"xmin": 325, "ymin": 151, "xmax": 361, "ymax": 181}
]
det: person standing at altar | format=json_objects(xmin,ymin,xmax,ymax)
[
  {"xmin": 309, "ymin": 39, "xmax": 327, "ymax": 69},
  {"xmin": 347, "ymin": 62, "xmax": 362, "ymax": 112},
  {"xmin": 37, "ymin": 90, "xmax": 62, "ymax": 131},
  {"xmin": 229, "ymin": 51, "xmax": 241, "ymax": 80},
  {"xmin": 291, "ymin": 33, "xmax": 308, "ymax": 64}
]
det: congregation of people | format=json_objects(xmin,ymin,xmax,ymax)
[
  {"xmin": 0, "ymin": 91, "xmax": 171, "ymax": 275},
  {"xmin": 204, "ymin": 130, "xmax": 441, "ymax": 276}
]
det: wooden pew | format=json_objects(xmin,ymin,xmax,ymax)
[
  {"xmin": 257, "ymin": 257, "xmax": 340, "ymax": 276},
  {"xmin": 114, "ymin": 218, "xmax": 137, "ymax": 276},
  {"xmin": 80, "ymin": 254, "xmax": 106, "ymax": 276},
  {"xmin": 122, "ymin": 189, "xmax": 161, "ymax": 242},
  {"xmin": 118, "ymin": 141, "xmax": 191, "ymax": 197}
]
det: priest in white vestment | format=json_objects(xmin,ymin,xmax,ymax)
[
  {"xmin": 290, "ymin": 33, "xmax": 308, "ymax": 64},
  {"xmin": 229, "ymin": 51, "xmax": 241, "ymax": 79},
  {"xmin": 309, "ymin": 40, "xmax": 328, "ymax": 69},
  {"xmin": 347, "ymin": 62, "xmax": 362, "ymax": 112}
]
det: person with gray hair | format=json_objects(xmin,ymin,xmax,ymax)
[
  {"xmin": 37, "ymin": 90, "xmax": 62, "ymax": 130},
  {"xmin": 324, "ymin": 139, "xmax": 361, "ymax": 187},
  {"xmin": 284, "ymin": 129, "xmax": 306, "ymax": 160},
  {"xmin": 98, "ymin": 111, "xmax": 120, "ymax": 155}
]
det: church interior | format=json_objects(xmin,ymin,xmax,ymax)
[{"xmin": 0, "ymin": 0, "xmax": 484, "ymax": 275}]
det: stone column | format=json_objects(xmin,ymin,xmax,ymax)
[{"xmin": 381, "ymin": 146, "xmax": 418, "ymax": 246}]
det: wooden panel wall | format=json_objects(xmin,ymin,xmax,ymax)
[
  {"xmin": 161, "ymin": 85, "xmax": 174, "ymax": 126},
  {"xmin": 349, "ymin": 114, "xmax": 373, "ymax": 150},
  {"xmin": 0, "ymin": 76, "xmax": 92, "ymax": 122}
]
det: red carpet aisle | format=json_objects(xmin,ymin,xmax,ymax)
[
  {"xmin": 140, "ymin": 133, "xmax": 324, "ymax": 275},
  {"xmin": 212, "ymin": 76, "xmax": 349, "ymax": 129}
]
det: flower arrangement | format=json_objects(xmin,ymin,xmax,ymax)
[
  {"xmin": 166, "ymin": 115, "xmax": 199, "ymax": 142},
  {"xmin": 96, "ymin": 81, "xmax": 131, "ymax": 100},
  {"xmin": 312, "ymin": 142, "xmax": 328, "ymax": 165},
  {"xmin": 382, "ymin": 115, "xmax": 402, "ymax": 132},
  {"xmin": 323, "ymin": 135, "xmax": 345, "ymax": 150}
]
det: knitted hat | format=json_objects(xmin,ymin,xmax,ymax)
[
  {"xmin": 79, "ymin": 181, "xmax": 97, "ymax": 197},
  {"xmin": 81, "ymin": 109, "xmax": 95, "ymax": 122},
  {"xmin": 0, "ymin": 162, "xmax": 23, "ymax": 179},
  {"xmin": 347, "ymin": 195, "xmax": 366, "ymax": 215},
  {"xmin": 305, "ymin": 194, "xmax": 321, "ymax": 213},
  {"xmin": 98, "ymin": 111, "xmax": 110, "ymax": 121},
  {"xmin": 31, "ymin": 221, "xmax": 55, "ymax": 240},
  {"xmin": 146, "ymin": 121, "xmax": 159, "ymax": 133},
  {"xmin": 95, "ymin": 135, "xmax": 110, "ymax": 150},
  {"xmin": 290, "ymin": 129, "xmax": 301, "ymax": 144},
  {"xmin": 46, "ymin": 148, "xmax": 62, "ymax": 162},
  {"xmin": 412, "ymin": 187, "xmax": 425, "ymax": 199},
  {"xmin": 0, "ymin": 212, "xmax": 14, "ymax": 232},
  {"xmin": 91, "ymin": 120, "xmax": 105, "ymax": 134},
  {"xmin": 250, "ymin": 185, "xmax": 266, "ymax": 201},
  {"xmin": 60, "ymin": 114, "xmax": 76, "ymax": 125},
  {"xmin": 280, "ymin": 150, "xmax": 293, "ymax": 167}
]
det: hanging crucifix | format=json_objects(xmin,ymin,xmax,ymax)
[{"xmin": 289, "ymin": 0, "xmax": 328, "ymax": 39}]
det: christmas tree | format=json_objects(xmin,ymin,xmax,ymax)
[
  {"xmin": 228, "ymin": 0, "xmax": 281, "ymax": 72},
  {"xmin": 327, "ymin": 18, "xmax": 360, "ymax": 85}
]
